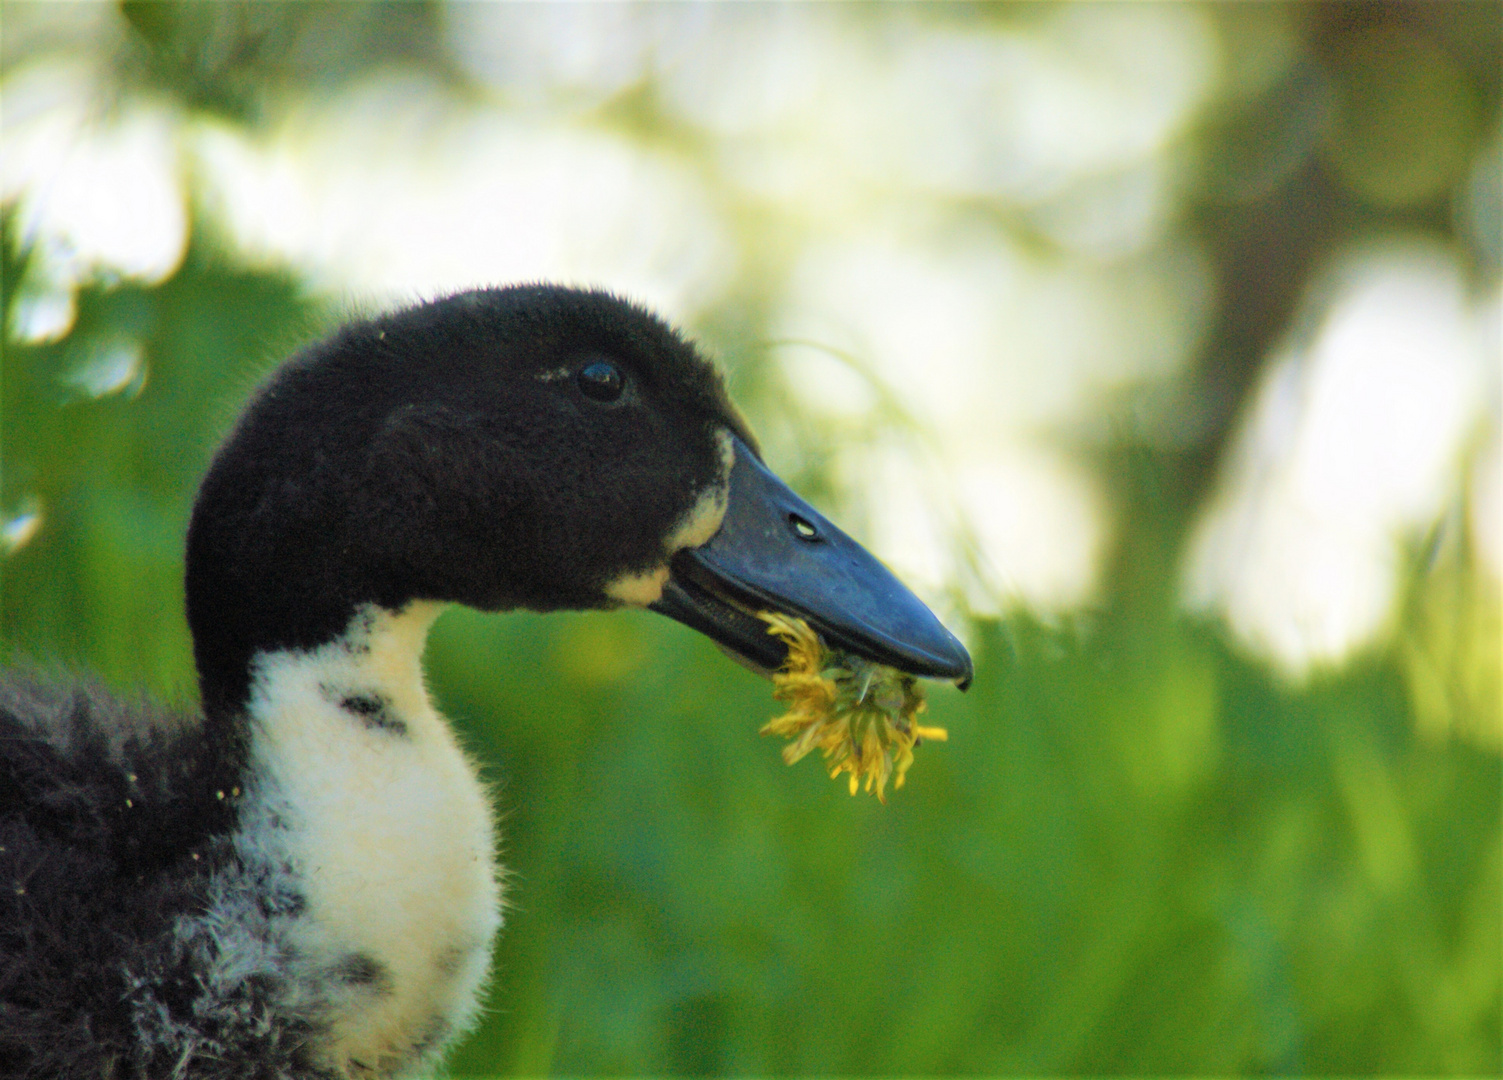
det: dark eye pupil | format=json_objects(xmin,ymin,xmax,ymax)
[{"xmin": 578, "ymin": 361, "xmax": 623, "ymax": 402}]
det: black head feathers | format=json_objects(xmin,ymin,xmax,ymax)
[{"xmin": 186, "ymin": 285, "xmax": 751, "ymax": 717}]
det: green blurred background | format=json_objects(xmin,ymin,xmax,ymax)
[{"xmin": 2, "ymin": 3, "xmax": 1499, "ymax": 1075}]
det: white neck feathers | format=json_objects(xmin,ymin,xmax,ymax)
[{"xmin": 235, "ymin": 602, "xmax": 501, "ymax": 1075}]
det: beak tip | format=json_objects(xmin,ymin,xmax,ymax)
[
  {"xmin": 941, "ymin": 637, "xmax": 975, "ymax": 691},
  {"xmin": 954, "ymin": 655, "xmax": 974, "ymax": 692},
  {"xmin": 876, "ymin": 620, "xmax": 972, "ymax": 687},
  {"xmin": 948, "ymin": 639, "xmax": 974, "ymax": 690}
]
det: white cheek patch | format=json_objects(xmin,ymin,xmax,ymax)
[
  {"xmin": 602, "ymin": 429, "xmax": 736, "ymax": 608},
  {"xmin": 237, "ymin": 601, "xmax": 502, "ymax": 1074},
  {"xmin": 604, "ymin": 564, "xmax": 672, "ymax": 606},
  {"xmin": 665, "ymin": 427, "xmax": 735, "ymax": 553}
]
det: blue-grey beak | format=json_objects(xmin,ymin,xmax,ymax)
[{"xmin": 651, "ymin": 437, "xmax": 973, "ymax": 689}]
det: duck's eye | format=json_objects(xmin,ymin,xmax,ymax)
[{"xmin": 577, "ymin": 361, "xmax": 624, "ymax": 402}]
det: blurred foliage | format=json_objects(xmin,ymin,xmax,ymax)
[
  {"xmin": 3, "ymin": 1, "xmax": 1500, "ymax": 1076},
  {"xmin": 117, "ymin": 1, "xmax": 456, "ymax": 122}
]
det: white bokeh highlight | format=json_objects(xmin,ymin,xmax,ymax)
[
  {"xmin": 774, "ymin": 221, "xmax": 1209, "ymax": 615},
  {"xmin": 3, "ymin": 60, "xmax": 187, "ymax": 342},
  {"xmin": 1184, "ymin": 244, "xmax": 1491, "ymax": 675},
  {"xmin": 190, "ymin": 74, "xmax": 733, "ymax": 318},
  {"xmin": 658, "ymin": 5, "xmax": 1217, "ymax": 211}
]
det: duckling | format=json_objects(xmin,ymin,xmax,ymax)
[{"xmin": 0, "ymin": 285, "xmax": 970, "ymax": 1079}]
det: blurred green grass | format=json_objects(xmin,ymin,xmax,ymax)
[{"xmin": 2, "ymin": 234, "xmax": 1497, "ymax": 1076}]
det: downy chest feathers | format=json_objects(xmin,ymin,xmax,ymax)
[{"xmin": 234, "ymin": 602, "xmax": 500, "ymax": 1076}]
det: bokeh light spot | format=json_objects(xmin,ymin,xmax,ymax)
[{"xmin": 1184, "ymin": 243, "xmax": 1489, "ymax": 676}]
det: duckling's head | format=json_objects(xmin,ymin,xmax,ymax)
[{"xmin": 187, "ymin": 285, "xmax": 969, "ymax": 717}]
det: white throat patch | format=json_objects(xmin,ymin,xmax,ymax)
[{"xmin": 235, "ymin": 602, "xmax": 501, "ymax": 1075}]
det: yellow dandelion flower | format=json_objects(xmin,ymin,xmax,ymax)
[{"xmin": 758, "ymin": 611, "xmax": 948, "ymax": 802}]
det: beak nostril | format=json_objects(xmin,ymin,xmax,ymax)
[{"xmin": 788, "ymin": 513, "xmax": 822, "ymax": 543}]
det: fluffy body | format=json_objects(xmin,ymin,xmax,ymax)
[
  {"xmin": 1, "ymin": 603, "xmax": 498, "ymax": 1079},
  {"xmin": 1, "ymin": 674, "xmax": 316, "ymax": 1078}
]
